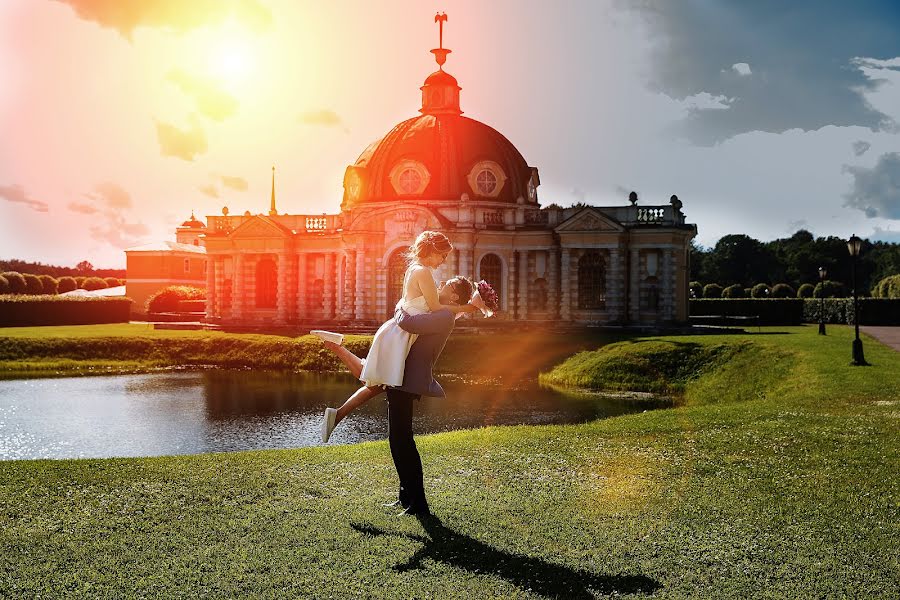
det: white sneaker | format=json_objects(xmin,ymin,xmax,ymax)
[
  {"xmin": 321, "ymin": 407, "xmax": 338, "ymax": 443},
  {"xmin": 310, "ymin": 330, "xmax": 344, "ymax": 345}
]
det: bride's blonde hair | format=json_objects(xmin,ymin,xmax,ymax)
[{"xmin": 405, "ymin": 231, "xmax": 452, "ymax": 265}]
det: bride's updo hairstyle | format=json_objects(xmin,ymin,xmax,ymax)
[{"xmin": 405, "ymin": 231, "xmax": 453, "ymax": 266}]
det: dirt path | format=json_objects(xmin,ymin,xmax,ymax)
[{"xmin": 861, "ymin": 326, "xmax": 900, "ymax": 352}]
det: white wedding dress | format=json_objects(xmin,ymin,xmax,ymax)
[{"xmin": 358, "ymin": 270, "xmax": 432, "ymax": 388}]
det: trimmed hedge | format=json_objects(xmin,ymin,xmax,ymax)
[
  {"xmin": 803, "ymin": 298, "xmax": 900, "ymax": 326},
  {"xmin": 147, "ymin": 285, "xmax": 205, "ymax": 314},
  {"xmin": 0, "ymin": 295, "xmax": 133, "ymax": 326},
  {"xmin": 38, "ymin": 274, "xmax": 58, "ymax": 295},
  {"xmin": 690, "ymin": 299, "xmax": 805, "ymax": 325},
  {"xmin": 872, "ymin": 274, "xmax": 900, "ymax": 299},
  {"xmin": 797, "ymin": 283, "xmax": 814, "ymax": 298},
  {"xmin": 750, "ymin": 283, "xmax": 770, "ymax": 298},
  {"xmin": 81, "ymin": 277, "xmax": 108, "ymax": 291},
  {"xmin": 771, "ymin": 283, "xmax": 795, "ymax": 298},
  {"xmin": 2, "ymin": 272, "xmax": 26, "ymax": 294},
  {"xmin": 722, "ymin": 284, "xmax": 744, "ymax": 298},
  {"xmin": 23, "ymin": 273, "xmax": 43, "ymax": 295},
  {"xmin": 703, "ymin": 283, "xmax": 723, "ymax": 299},
  {"xmin": 57, "ymin": 276, "xmax": 77, "ymax": 293},
  {"xmin": 0, "ymin": 275, "xmax": 7, "ymax": 294}
]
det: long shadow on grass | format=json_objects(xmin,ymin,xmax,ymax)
[{"xmin": 351, "ymin": 517, "xmax": 661, "ymax": 598}]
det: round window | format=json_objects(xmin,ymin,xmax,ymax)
[
  {"xmin": 476, "ymin": 169, "xmax": 497, "ymax": 195},
  {"xmin": 399, "ymin": 168, "xmax": 422, "ymax": 194}
]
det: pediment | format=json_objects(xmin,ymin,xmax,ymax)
[
  {"xmin": 349, "ymin": 204, "xmax": 448, "ymax": 239},
  {"xmin": 555, "ymin": 208, "xmax": 624, "ymax": 233},
  {"xmin": 230, "ymin": 215, "xmax": 292, "ymax": 239}
]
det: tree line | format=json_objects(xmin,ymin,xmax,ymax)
[{"xmin": 690, "ymin": 230, "xmax": 900, "ymax": 296}]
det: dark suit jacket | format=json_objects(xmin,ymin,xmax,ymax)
[{"xmin": 392, "ymin": 307, "xmax": 455, "ymax": 398}]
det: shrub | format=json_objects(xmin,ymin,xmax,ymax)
[
  {"xmin": 743, "ymin": 288, "xmax": 752, "ymax": 297},
  {"xmin": 702, "ymin": 283, "xmax": 723, "ymax": 298},
  {"xmin": 813, "ymin": 280, "xmax": 846, "ymax": 298},
  {"xmin": 38, "ymin": 274, "xmax": 58, "ymax": 295},
  {"xmin": 871, "ymin": 274, "xmax": 900, "ymax": 299},
  {"xmin": 0, "ymin": 295, "xmax": 132, "ymax": 326},
  {"xmin": 104, "ymin": 277, "xmax": 121, "ymax": 288},
  {"xmin": 2, "ymin": 271, "xmax": 26, "ymax": 294},
  {"xmin": 23, "ymin": 273, "xmax": 43, "ymax": 295},
  {"xmin": 81, "ymin": 277, "xmax": 108, "ymax": 291},
  {"xmin": 147, "ymin": 285, "xmax": 206, "ymax": 314},
  {"xmin": 797, "ymin": 283, "xmax": 815, "ymax": 298},
  {"xmin": 771, "ymin": 283, "xmax": 795, "ymax": 298},
  {"xmin": 803, "ymin": 298, "xmax": 900, "ymax": 326},
  {"xmin": 689, "ymin": 281, "xmax": 703, "ymax": 299},
  {"xmin": 74, "ymin": 276, "xmax": 87, "ymax": 287},
  {"xmin": 57, "ymin": 276, "xmax": 78, "ymax": 293},
  {"xmin": 722, "ymin": 284, "xmax": 744, "ymax": 298},
  {"xmin": 751, "ymin": 283, "xmax": 770, "ymax": 298},
  {"xmin": 0, "ymin": 275, "xmax": 7, "ymax": 294}
]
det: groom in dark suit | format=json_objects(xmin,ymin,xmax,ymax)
[{"xmin": 386, "ymin": 276, "xmax": 474, "ymax": 516}]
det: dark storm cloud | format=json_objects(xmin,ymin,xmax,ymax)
[
  {"xmin": 56, "ymin": 0, "xmax": 272, "ymax": 39},
  {"xmin": 0, "ymin": 184, "xmax": 49, "ymax": 213},
  {"xmin": 843, "ymin": 152, "xmax": 900, "ymax": 219},
  {"xmin": 623, "ymin": 0, "xmax": 900, "ymax": 144}
]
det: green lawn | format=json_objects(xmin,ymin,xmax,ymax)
[{"xmin": 1, "ymin": 325, "xmax": 898, "ymax": 597}]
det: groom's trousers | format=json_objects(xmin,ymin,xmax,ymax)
[{"xmin": 386, "ymin": 388, "xmax": 427, "ymax": 510}]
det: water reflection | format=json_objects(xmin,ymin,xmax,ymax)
[{"xmin": 0, "ymin": 371, "xmax": 668, "ymax": 460}]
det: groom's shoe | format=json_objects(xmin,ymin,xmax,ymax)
[
  {"xmin": 381, "ymin": 499, "xmax": 408, "ymax": 509},
  {"xmin": 310, "ymin": 330, "xmax": 343, "ymax": 345},
  {"xmin": 321, "ymin": 408, "xmax": 338, "ymax": 443}
]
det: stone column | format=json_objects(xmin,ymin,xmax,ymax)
[
  {"xmin": 662, "ymin": 248, "xmax": 674, "ymax": 321},
  {"xmin": 629, "ymin": 248, "xmax": 640, "ymax": 322},
  {"xmin": 211, "ymin": 256, "xmax": 223, "ymax": 319},
  {"xmin": 560, "ymin": 248, "xmax": 571, "ymax": 321},
  {"xmin": 297, "ymin": 253, "xmax": 308, "ymax": 321},
  {"xmin": 458, "ymin": 246, "xmax": 471, "ymax": 281},
  {"xmin": 354, "ymin": 247, "xmax": 366, "ymax": 320},
  {"xmin": 276, "ymin": 251, "xmax": 288, "ymax": 324},
  {"xmin": 324, "ymin": 252, "xmax": 335, "ymax": 319},
  {"xmin": 334, "ymin": 252, "xmax": 343, "ymax": 320},
  {"xmin": 548, "ymin": 247, "xmax": 559, "ymax": 319},
  {"xmin": 231, "ymin": 254, "xmax": 244, "ymax": 321},
  {"xmin": 608, "ymin": 247, "xmax": 621, "ymax": 321},
  {"xmin": 448, "ymin": 248, "xmax": 459, "ymax": 280},
  {"xmin": 204, "ymin": 253, "xmax": 215, "ymax": 319},
  {"xmin": 343, "ymin": 250, "xmax": 355, "ymax": 319},
  {"xmin": 518, "ymin": 250, "xmax": 528, "ymax": 320},
  {"xmin": 506, "ymin": 251, "xmax": 517, "ymax": 316}
]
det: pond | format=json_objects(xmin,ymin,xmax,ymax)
[{"xmin": 0, "ymin": 371, "xmax": 668, "ymax": 461}]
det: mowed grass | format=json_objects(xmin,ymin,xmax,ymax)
[{"xmin": 1, "ymin": 326, "xmax": 898, "ymax": 598}]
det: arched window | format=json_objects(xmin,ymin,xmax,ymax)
[
  {"xmin": 479, "ymin": 254, "xmax": 502, "ymax": 305},
  {"xmin": 399, "ymin": 169, "xmax": 421, "ymax": 194},
  {"xmin": 387, "ymin": 247, "xmax": 409, "ymax": 317},
  {"xmin": 577, "ymin": 252, "xmax": 605, "ymax": 310},
  {"xmin": 256, "ymin": 258, "xmax": 277, "ymax": 308}
]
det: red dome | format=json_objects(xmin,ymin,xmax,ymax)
[{"xmin": 348, "ymin": 114, "xmax": 538, "ymax": 205}]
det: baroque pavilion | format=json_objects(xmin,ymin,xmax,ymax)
[{"xmin": 126, "ymin": 16, "xmax": 697, "ymax": 326}]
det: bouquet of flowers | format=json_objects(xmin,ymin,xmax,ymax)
[{"xmin": 470, "ymin": 280, "xmax": 500, "ymax": 317}]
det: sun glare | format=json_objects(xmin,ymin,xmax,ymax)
[{"xmin": 212, "ymin": 39, "xmax": 253, "ymax": 85}]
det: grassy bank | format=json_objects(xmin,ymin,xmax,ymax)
[
  {"xmin": 1, "ymin": 325, "xmax": 898, "ymax": 597},
  {"xmin": 0, "ymin": 324, "xmax": 619, "ymax": 380}
]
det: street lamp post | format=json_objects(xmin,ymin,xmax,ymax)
[
  {"xmin": 818, "ymin": 266, "xmax": 827, "ymax": 335},
  {"xmin": 847, "ymin": 234, "xmax": 866, "ymax": 365}
]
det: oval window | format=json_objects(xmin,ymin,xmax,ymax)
[
  {"xmin": 476, "ymin": 169, "xmax": 497, "ymax": 195},
  {"xmin": 399, "ymin": 168, "xmax": 422, "ymax": 194}
]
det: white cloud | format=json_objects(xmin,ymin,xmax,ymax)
[{"xmin": 731, "ymin": 62, "xmax": 752, "ymax": 76}]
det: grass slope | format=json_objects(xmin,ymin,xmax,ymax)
[{"xmin": 1, "ymin": 326, "xmax": 898, "ymax": 598}]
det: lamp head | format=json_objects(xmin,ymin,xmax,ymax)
[
  {"xmin": 847, "ymin": 234, "xmax": 862, "ymax": 257},
  {"xmin": 818, "ymin": 266, "xmax": 827, "ymax": 280}
]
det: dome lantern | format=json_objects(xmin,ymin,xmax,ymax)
[{"xmin": 421, "ymin": 12, "xmax": 462, "ymax": 116}]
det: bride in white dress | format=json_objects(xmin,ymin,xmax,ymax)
[{"xmin": 313, "ymin": 231, "xmax": 477, "ymax": 442}]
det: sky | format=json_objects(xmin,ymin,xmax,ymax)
[{"xmin": 1, "ymin": 0, "xmax": 899, "ymax": 268}]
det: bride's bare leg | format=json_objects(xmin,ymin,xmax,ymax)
[
  {"xmin": 335, "ymin": 385, "xmax": 384, "ymax": 425},
  {"xmin": 323, "ymin": 340, "xmax": 364, "ymax": 379}
]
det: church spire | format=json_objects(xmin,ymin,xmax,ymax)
[
  {"xmin": 421, "ymin": 12, "xmax": 462, "ymax": 116},
  {"xmin": 269, "ymin": 166, "xmax": 277, "ymax": 216}
]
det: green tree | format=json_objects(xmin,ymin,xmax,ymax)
[
  {"xmin": 871, "ymin": 274, "xmax": 900, "ymax": 298},
  {"xmin": 1, "ymin": 272, "xmax": 26, "ymax": 294},
  {"xmin": 722, "ymin": 284, "xmax": 744, "ymax": 298},
  {"xmin": 703, "ymin": 234, "xmax": 778, "ymax": 288},
  {"xmin": 57, "ymin": 276, "xmax": 78, "ymax": 293},
  {"xmin": 81, "ymin": 277, "xmax": 108, "ymax": 291},
  {"xmin": 23, "ymin": 273, "xmax": 43, "ymax": 295},
  {"xmin": 38, "ymin": 274, "xmax": 58, "ymax": 295},
  {"xmin": 702, "ymin": 283, "xmax": 723, "ymax": 298},
  {"xmin": 76, "ymin": 260, "xmax": 94, "ymax": 274}
]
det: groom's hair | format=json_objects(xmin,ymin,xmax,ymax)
[{"xmin": 445, "ymin": 276, "xmax": 474, "ymax": 304}]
